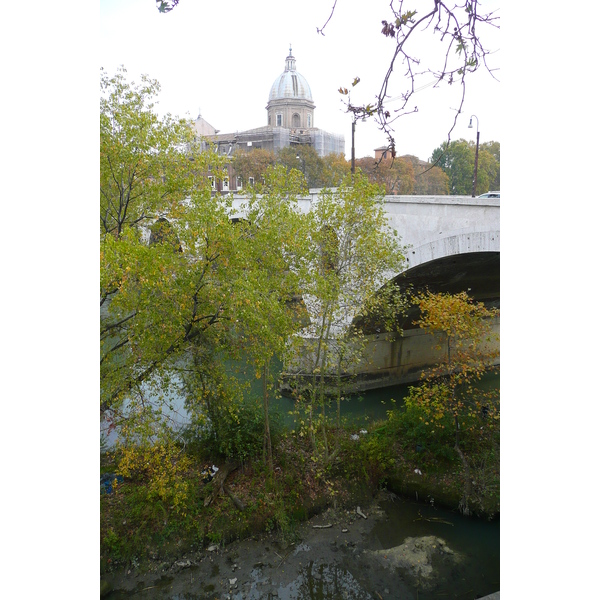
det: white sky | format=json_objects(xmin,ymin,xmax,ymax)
[{"xmin": 99, "ymin": 0, "xmax": 501, "ymax": 161}]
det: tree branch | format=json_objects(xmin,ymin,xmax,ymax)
[
  {"xmin": 317, "ymin": 0, "xmax": 338, "ymax": 36},
  {"xmin": 343, "ymin": 1, "xmax": 499, "ymax": 157}
]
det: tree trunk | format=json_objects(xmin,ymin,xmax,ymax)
[
  {"xmin": 454, "ymin": 415, "xmax": 471, "ymax": 516},
  {"xmin": 223, "ymin": 484, "xmax": 246, "ymax": 511},
  {"xmin": 309, "ymin": 375, "xmax": 318, "ymax": 455},
  {"xmin": 321, "ymin": 400, "xmax": 329, "ymax": 462},
  {"xmin": 262, "ymin": 360, "xmax": 273, "ymax": 475},
  {"xmin": 203, "ymin": 462, "xmax": 240, "ymax": 507},
  {"xmin": 336, "ymin": 359, "xmax": 342, "ymax": 429}
]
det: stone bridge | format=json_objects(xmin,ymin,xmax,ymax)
[
  {"xmin": 233, "ymin": 192, "xmax": 500, "ymax": 391},
  {"xmin": 376, "ymin": 194, "xmax": 499, "ymax": 272},
  {"xmin": 232, "ymin": 192, "xmax": 499, "ymax": 272}
]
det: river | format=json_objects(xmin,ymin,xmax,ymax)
[{"xmin": 102, "ymin": 352, "xmax": 499, "ymax": 442}]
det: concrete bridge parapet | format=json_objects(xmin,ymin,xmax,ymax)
[
  {"xmin": 231, "ymin": 192, "xmax": 499, "ymax": 272},
  {"xmin": 380, "ymin": 195, "xmax": 499, "ymax": 270}
]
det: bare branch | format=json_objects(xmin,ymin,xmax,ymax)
[
  {"xmin": 342, "ymin": 1, "xmax": 499, "ymax": 158},
  {"xmin": 100, "ymin": 311, "xmax": 137, "ymax": 336},
  {"xmin": 317, "ymin": 0, "xmax": 338, "ymax": 36}
]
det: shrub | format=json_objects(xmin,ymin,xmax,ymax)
[
  {"xmin": 195, "ymin": 398, "xmax": 284, "ymax": 465},
  {"xmin": 116, "ymin": 438, "xmax": 193, "ymax": 516}
]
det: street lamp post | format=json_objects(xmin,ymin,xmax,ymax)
[{"xmin": 468, "ymin": 115, "xmax": 480, "ymax": 198}]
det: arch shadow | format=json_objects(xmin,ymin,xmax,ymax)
[{"xmin": 356, "ymin": 251, "xmax": 500, "ymax": 334}]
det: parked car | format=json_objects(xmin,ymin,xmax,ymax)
[{"xmin": 478, "ymin": 191, "xmax": 500, "ymax": 198}]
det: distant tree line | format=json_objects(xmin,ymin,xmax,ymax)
[
  {"xmin": 232, "ymin": 146, "xmax": 349, "ymax": 191},
  {"xmin": 232, "ymin": 146, "xmax": 458, "ymax": 195},
  {"xmin": 431, "ymin": 139, "xmax": 500, "ymax": 196}
]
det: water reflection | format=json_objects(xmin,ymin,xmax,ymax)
[
  {"xmin": 277, "ymin": 562, "xmax": 372, "ymax": 600},
  {"xmin": 102, "ymin": 357, "xmax": 499, "ymax": 447}
]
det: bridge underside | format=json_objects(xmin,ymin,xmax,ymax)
[
  {"xmin": 392, "ymin": 250, "xmax": 500, "ymax": 331},
  {"xmin": 356, "ymin": 251, "xmax": 500, "ymax": 336},
  {"xmin": 281, "ymin": 251, "xmax": 500, "ymax": 395},
  {"xmin": 396, "ymin": 251, "xmax": 499, "ymax": 301},
  {"xmin": 345, "ymin": 250, "xmax": 501, "ymax": 390}
]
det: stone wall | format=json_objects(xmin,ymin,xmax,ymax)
[{"xmin": 281, "ymin": 316, "xmax": 500, "ymax": 394}]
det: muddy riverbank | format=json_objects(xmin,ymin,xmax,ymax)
[{"xmin": 101, "ymin": 490, "xmax": 499, "ymax": 600}]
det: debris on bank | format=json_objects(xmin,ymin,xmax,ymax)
[{"xmin": 100, "ymin": 473, "xmax": 123, "ymax": 495}]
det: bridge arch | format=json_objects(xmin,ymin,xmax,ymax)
[{"xmin": 404, "ymin": 230, "xmax": 500, "ymax": 271}]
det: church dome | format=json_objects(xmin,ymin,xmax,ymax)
[{"xmin": 269, "ymin": 48, "xmax": 313, "ymax": 102}]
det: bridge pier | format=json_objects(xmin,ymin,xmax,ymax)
[{"xmin": 281, "ymin": 315, "xmax": 500, "ymax": 395}]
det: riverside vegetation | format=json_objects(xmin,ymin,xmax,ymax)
[
  {"xmin": 100, "ymin": 68, "xmax": 499, "ymax": 574},
  {"xmin": 101, "ymin": 366, "xmax": 499, "ymax": 573}
]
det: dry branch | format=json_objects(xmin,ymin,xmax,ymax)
[{"xmin": 203, "ymin": 463, "xmax": 240, "ymax": 508}]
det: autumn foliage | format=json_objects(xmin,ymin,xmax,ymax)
[{"xmin": 404, "ymin": 291, "xmax": 499, "ymax": 515}]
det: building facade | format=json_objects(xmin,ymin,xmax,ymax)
[{"xmin": 194, "ymin": 48, "xmax": 345, "ymax": 192}]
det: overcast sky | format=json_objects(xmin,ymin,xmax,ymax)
[{"xmin": 100, "ymin": 0, "xmax": 501, "ymax": 162}]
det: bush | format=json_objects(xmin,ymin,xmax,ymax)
[
  {"xmin": 184, "ymin": 397, "xmax": 285, "ymax": 465},
  {"xmin": 392, "ymin": 398, "xmax": 455, "ymax": 457},
  {"xmin": 116, "ymin": 438, "xmax": 193, "ymax": 516}
]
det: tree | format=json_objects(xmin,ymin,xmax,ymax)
[
  {"xmin": 320, "ymin": 152, "xmax": 351, "ymax": 187},
  {"xmin": 276, "ymin": 145, "xmax": 324, "ymax": 189},
  {"xmin": 355, "ymin": 156, "xmax": 415, "ymax": 194},
  {"xmin": 234, "ymin": 147, "xmax": 350, "ymax": 192},
  {"xmin": 480, "ymin": 141, "xmax": 500, "ymax": 190},
  {"xmin": 102, "ymin": 68, "xmax": 324, "ymax": 472},
  {"xmin": 430, "ymin": 139, "xmax": 473, "ymax": 195},
  {"xmin": 232, "ymin": 165, "xmax": 311, "ymax": 473},
  {"xmin": 405, "ymin": 290, "xmax": 499, "ymax": 515},
  {"xmin": 232, "ymin": 148, "xmax": 276, "ymax": 189},
  {"xmin": 284, "ymin": 173, "xmax": 408, "ymax": 464},
  {"xmin": 330, "ymin": 1, "xmax": 499, "ymax": 156},
  {"xmin": 473, "ymin": 147, "xmax": 499, "ymax": 195},
  {"xmin": 100, "ymin": 67, "xmax": 198, "ymax": 239},
  {"xmin": 100, "ymin": 68, "xmax": 242, "ymax": 439},
  {"xmin": 431, "ymin": 138, "xmax": 499, "ymax": 195},
  {"xmin": 402, "ymin": 155, "xmax": 449, "ymax": 195}
]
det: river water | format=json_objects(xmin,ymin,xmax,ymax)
[{"xmin": 101, "ymin": 354, "xmax": 499, "ymax": 442}]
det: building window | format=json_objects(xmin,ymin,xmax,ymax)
[
  {"xmin": 249, "ymin": 177, "xmax": 255, "ymax": 186},
  {"xmin": 307, "ymin": 115, "xmax": 312, "ymax": 128},
  {"xmin": 268, "ymin": 115, "xmax": 271, "ymax": 125},
  {"xmin": 236, "ymin": 176, "xmax": 242, "ymax": 189},
  {"xmin": 208, "ymin": 176, "xmax": 216, "ymax": 190},
  {"xmin": 276, "ymin": 114, "xmax": 282, "ymax": 127},
  {"xmin": 292, "ymin": 113, "xmax": 300, "ymax": 128},
  {"xmin": 222, "ymin": 177, "xmax": 229, "ymax": 191}
]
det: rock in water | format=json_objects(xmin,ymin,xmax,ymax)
[{"xmin": 369, "ymin": 536, "xmax": 463, "ymax": 590}]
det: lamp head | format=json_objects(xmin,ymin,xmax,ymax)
[{"xmin": 468, "ymin": 117, "xmax": 473, "ymax": 129}]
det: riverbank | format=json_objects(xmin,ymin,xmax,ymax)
[
  {"xmin": 101, "ymin": 413, "xmax": 499, "ymax": 584},
  {"xmin": 101, "ymin": 490, "xmax": 500, "ymax": 600}
]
